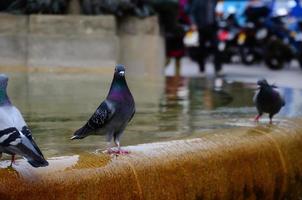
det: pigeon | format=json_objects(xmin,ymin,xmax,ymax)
[
  {"xmin": 253, "ymin": 79, "xmax": 285, "ymax": 123},
  {"xmin": 0, "ymin": 74, "xmax": 48, "ymax": 167},
  {"xmin": 71, "ymin": 64, "xmax": 135, "ymax": 154}
]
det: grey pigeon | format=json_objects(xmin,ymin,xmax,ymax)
[
  {"xmin": 71, "ymin": 64, "xmax": 135, "ymax": 154},
  {"xmin": 0, "ymin": 74, "xmax": 48, "ymax": 167},
  {"xmin": 253, "ymin": 79, "xmax": 285, "ymax": 123}
]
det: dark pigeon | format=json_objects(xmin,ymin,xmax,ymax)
[
  {"xmin": 0, "ymin": 74, "xmax": 48, "ymax": 167},
  {"xmin": 71, "ymin": 64, "xmax": 135, "ymax": 154},
  {"xmin": 253, "ymin": 79, "xmax": 285, "ymax": 123}
]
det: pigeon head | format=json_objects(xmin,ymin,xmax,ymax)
[
  {"xmin": 0, "ymin": 74, "xmax": 10, "ymax": 105},
  {"xmin": 257, "ymin": 79, "xmax": 278, "ymax": 89},
  {"xmin": 107, "ymin": 64, "xmax": 132, "ymax": 100},
  {"xmin": 257, "ymin": 79, "xmax": 269, "ymax": 87},
  {"xmin": 114, "ymin": 64, "xmax": 126, "ymax": 78},
  {"xmin": 111, "ymin": 64, "xmax": 128, "ymax": 87}
]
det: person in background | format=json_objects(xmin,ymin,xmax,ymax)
[
  {"xmin": 155, "ymin": 0, "xmax": 188, "ymax": 75},
  {"xmin": 178, "ymin": 0, "xmax": 191, "ymax": 26},
  {"xmin": 187, "ymin": 0, "xmax": 223, "ymax": 76}
]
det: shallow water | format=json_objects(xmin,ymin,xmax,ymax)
[{"xmin": 3, "ymin": 72, "xmax": 302, "ymax": 158}]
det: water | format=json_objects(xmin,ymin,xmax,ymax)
[{"xmin": 3, "ymin": 71, "xmax": 302, "ymax": 158}]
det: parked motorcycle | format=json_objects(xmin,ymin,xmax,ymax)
[
  {"xmin": 263, "ymin": 15, "xmax": 293, "ymax": 70},
  {"xmin": 238, "ymin": 2, "xmax": 272, "ymax": 65},
  {"xmin": 263, "ymin": 16, "xmax": 302, "ymax": 70},
  {"xmin": 290, "ymin": 20, "xmax": 302, "ymax": 69},
  {"xmin": 238, "ymin": 17, "xmax": 272, "ymax": 65},
  {"xmin": 217, "ymin": 13, "xmax": 241, "ymax": 63}
]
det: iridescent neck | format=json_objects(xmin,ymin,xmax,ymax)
[
  {"xmin": 0, "ymin": 88, "xmax": 11, "ymax": 106},
  {"xmin": 109, "ymin": 75, "xmax": 128, "ymax": 90},
  {"xmin": 107, "ymin": 75, "xmax": 131, "ymax": 100}
]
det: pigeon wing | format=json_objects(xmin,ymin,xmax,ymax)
[
  {"xmin": 72, "ymin": 100, "xmax": 116, "ymax": 139},
  {"xmin": 128, "ymin": 109, "xmax": 135, "ymax": 122},
  {"xmin": 0, "ymin": 127, "xmax": 48, "ymax": 167},
  {"xmin": 86, "ymin": 100, "xmax": 115, "ymax": 130},
  {"xmin": 272, "ymin": 88, "xmax": 286, "ymax": 107},
  {"xmin": 281, "ymin": 96, "xmax": 285, "ymax": 106},
  {"xmin": 21, "ymin": 126, "xmax": 45, "ymax": 158},
  {"xmin": 0, "ymin": 127, "xmax": 22, "ymax": 147}
]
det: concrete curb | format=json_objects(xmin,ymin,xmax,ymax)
[{"xmin": 0, "ymin": 119, "xmax": 301, "ymax": 199}]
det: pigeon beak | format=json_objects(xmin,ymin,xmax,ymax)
[{"xmin": 119, "ymin": 71, "xmax": 125, "ymax": 76}]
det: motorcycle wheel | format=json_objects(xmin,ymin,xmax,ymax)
[
  {"xmin": 240, "ymin": 46, "xmax": 256, "ymax": 65},
  {"xmin": 264, "ymin": 57, "xmax": 284, "ymax": 70},
  {"xmin": 264, "ymin": 39, "xmax": 290, "ymax": 70},
  {"xmin": 299, "ymin": 56, "xmax": 302, "ymax": 70}
]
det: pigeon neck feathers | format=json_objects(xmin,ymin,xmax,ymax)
[
  {"xmin": 0, "ymin": 74, "xmax": 11, "ymax": 106},
  {"xmin": 107, "ymin": 73, "xmax": 131, "ymax": 100},
  {"xmin": 0, "ymin": 89, "xmax": 11, "ymax": 106}
]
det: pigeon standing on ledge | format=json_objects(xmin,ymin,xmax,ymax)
[
  {"xmin": 253, "ymin": 79, "xmax": 285, "ymax": 124},
  {"xmin": 71, "ymin": 64, "xmax": 135, "ymax": 154},
  {"xmin": 0, "ymin": 74, "xmax": 48, "ymax": 167}
]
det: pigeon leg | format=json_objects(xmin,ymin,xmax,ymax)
[
  {"xmin": 106, "ymin": 142, "xmax": 117, "ymax": 154},
  {"xmin": 254, "ymin": 114, "xmax": 262, "ymax": 122},
  {"xmin": 269, "ymin": 114, "xmax": 274, "ymax": 124},
  {"xmin": 0, "ymin": 153, "xmax": 2, "ymax": 159},
  {"xmin": 114, "ymin": 140, "xmax": 129, "ymax": 155},
  {"xmin": 105, "ymin": 133, "xmax": 119, "ymax": 154},
  {"xmin": 10, "ymin": 155, "xmax": 15, "ymax": 166}
]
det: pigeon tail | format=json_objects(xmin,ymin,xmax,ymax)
[
  {"xmin": 282, "ymin": 98, "xmax": 286, "ymax": 106},
  {"xmin": 21, "ymin": 126, "xmax": 45, "ymax": 159},
  {"xmin": 27, "ymin": 157, "xmax": 49, "ymax": 168},
  {"xmin": 71, "ymin": 126, "xmax": 91, "ymax": 140},
  {"xmin": 19, "ymin": 134, "xmax": 49, "ymax": 168}
]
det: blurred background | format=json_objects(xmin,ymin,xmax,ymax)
[{"xmin": 0, "ymin": 0, "xmax": 301, "ymax": 158}]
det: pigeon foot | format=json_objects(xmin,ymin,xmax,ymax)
[
  {"xmin": 105, "ymin": 148, "xmax": 129, "ymax": 155},
  {"xmin": 116, "ymin": 149, "xmax": 129, "ymax": 155},
  {"xmin": 10, "ymin": 155, "xmax": 15, "ymax": 167},
  {"xmin": 254, "ymin": 114, "xmax": 261, "ymax": 122}
]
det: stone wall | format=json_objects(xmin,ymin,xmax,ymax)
[
  {"xmin": 28, "ymin": 15, "xmax": 118, "ymax": 68},
  {"xmin": 0, "ymin": 14, "xmax": 164, "ymax": 75},
  {"xmin": 0, "ymin": 15, "xmax": 28, "ymax": 67},
  {"xmin": 118, "ymin": 16, "xmax": 165, "ymax": 77}
]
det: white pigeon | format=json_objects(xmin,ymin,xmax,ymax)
[{"xmin": 0, "ymin": 74, "xmax": 48, "ymax": 167}]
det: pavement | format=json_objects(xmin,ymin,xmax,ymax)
[{"xmin": 165, "ymin": 57, "xmax": 302, "ymax": 89}]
